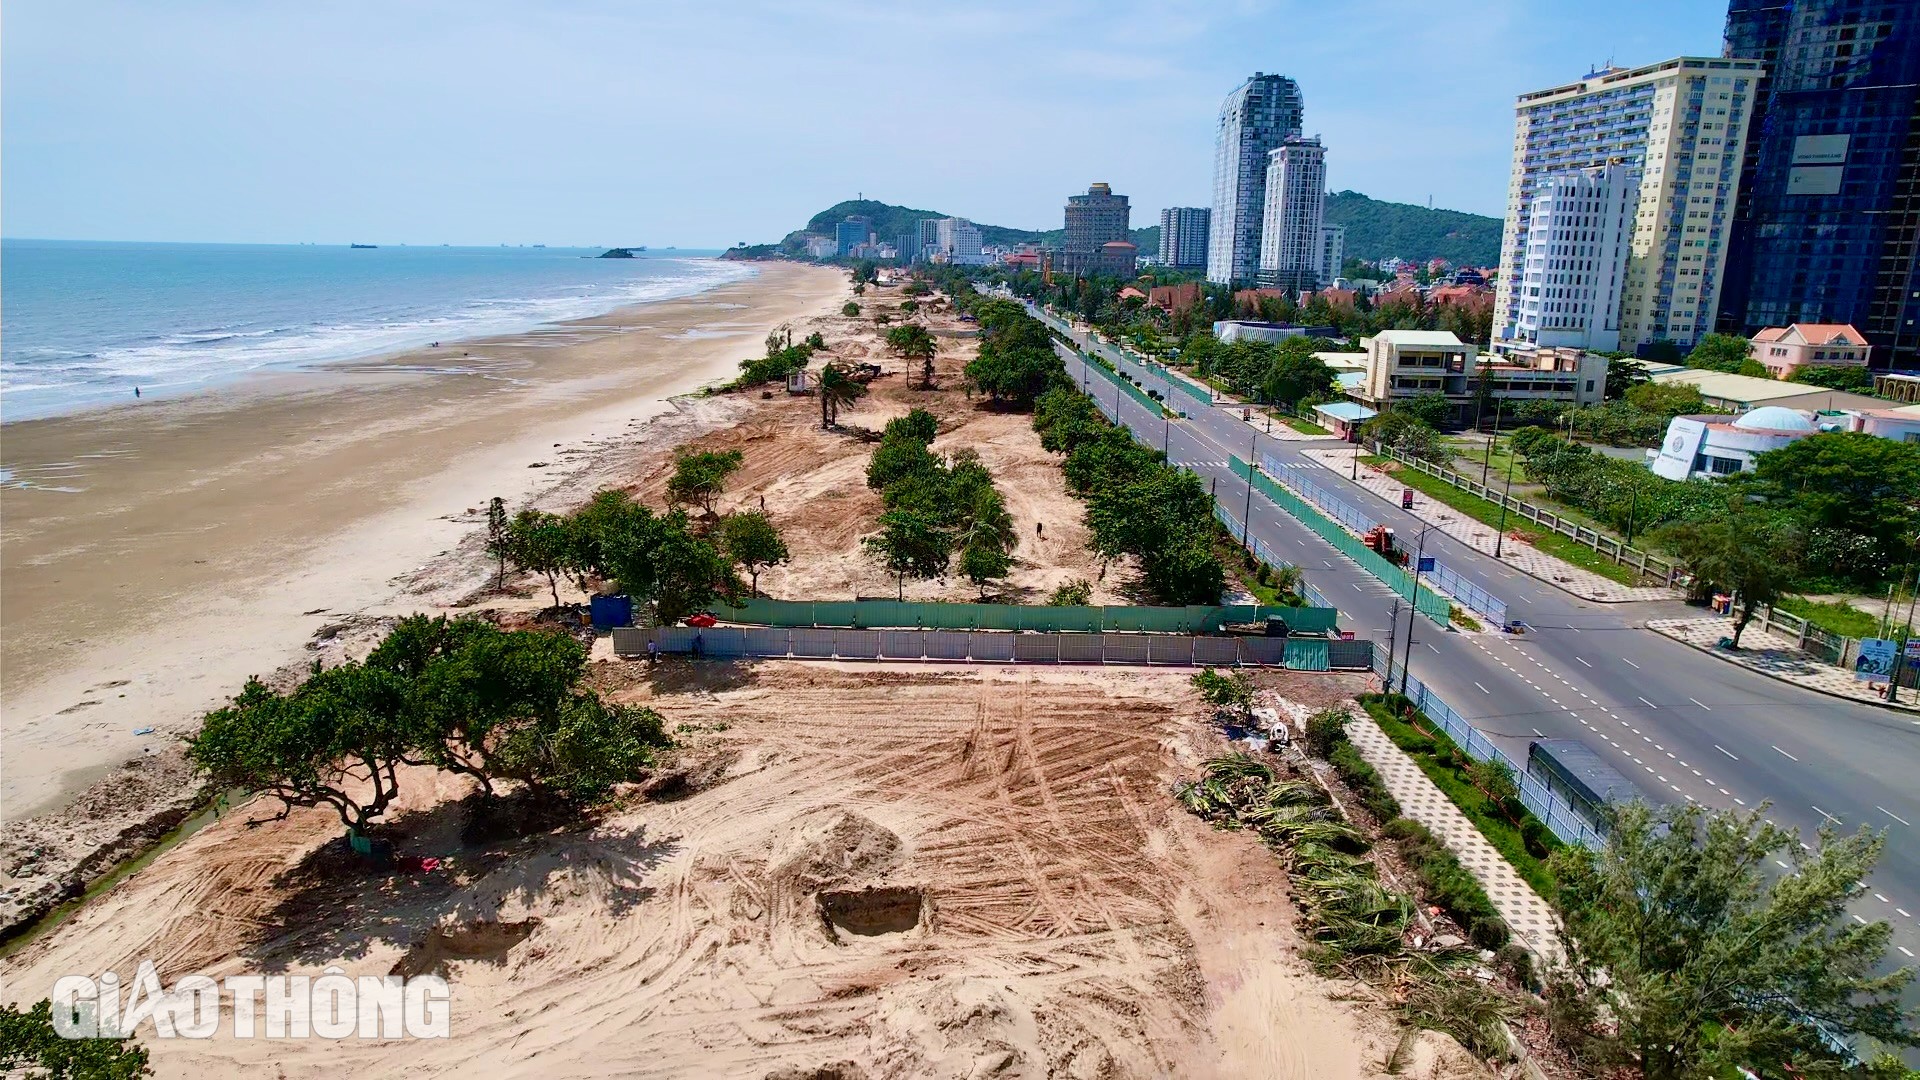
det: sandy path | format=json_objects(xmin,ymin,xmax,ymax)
[
  {"xmin": 1, "ymin": 661, "xmax": 1415, "ymax": 1079},
  {"xmin": 0, "ymin": 263, "xmax": 844, "ymax": 820}
]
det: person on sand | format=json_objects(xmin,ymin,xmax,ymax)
[
  {"xmin": 691, "ymin": 632, "xmax": 703, "ymax": 658},
  {"xmin": 1035, "ymin": 521, "xmax": 1043, "ymax": 538},
  {"xmin": 133, "ymin": 386, "xmax": 141, "ymax": 398},
  {"xmin": 646, "ymin": 639, "xmax": 659, "ymax": 667}
]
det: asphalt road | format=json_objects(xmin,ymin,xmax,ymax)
[{"xmin": 1026, "ymin": 299, "xmax": 1920, "ymax": 962}]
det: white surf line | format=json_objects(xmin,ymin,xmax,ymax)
[{"xmin": 1772, "ymin": 745, "xmax": 1799, "ymax": 762}]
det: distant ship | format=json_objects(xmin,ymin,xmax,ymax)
[
  {"xmin": 532, "ymin": 243, "xmax": 546, "ymax": 248},
  {"xmin": 350, "ymin": 243, "xmax": 377, "ymax": 249}
]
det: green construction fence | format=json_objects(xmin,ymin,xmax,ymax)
[{"xmin": 710, "ymin": 598, "xmax": 1338, "ymax": 635}]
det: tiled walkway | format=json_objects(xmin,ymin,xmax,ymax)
[
  {"xmin": 1342, "ymin": 710, "xmax": 1564, "ymax": 963},
  {"xmin": 1300, "ymin": 447, "xmax": 1680, "ymax": 604},
  {"xmin": 1647, "ymin": 616, "xmax": 1920, "ymax": 714}
]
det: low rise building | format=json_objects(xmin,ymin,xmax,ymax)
[
  {"xmin": 1749, "ymin": 323, "xmax": 1872, "ymax": 378},
  {"xmin": 1649, "ymin": 406, "xmax": 1819, "ymax": 479},
  {"xmin": 1646, "ymin": 366, "xmax": 1888, "ymax": 413},
  {"xmin": 804, "ymin": 235, "xmax": 839, "ymax": 259},
  {"xmin": 1840, "ymin": 408, "xmax": 1920, "ymax": 444},
  {"xmin": 1348, "ymin": 331, "xmax": 1607, "ymax": 425},
  {"xmin": 1214, "ymin": 320, "xmax": 1307, "ymax": 345},
  {"xmin": 1149, "ymin": 282, "xmax": 1203, "ymax": 315}
]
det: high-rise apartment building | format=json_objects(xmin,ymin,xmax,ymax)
[
  {"xmin": 1319, "ymin": 225, "xmax": 1346, "ymax": 285},
  {"xmin": 1508, "ymin": 164, "xmax": 1637, "ymax": 352},
  {"xmin": 835, "ymin": 216, "xmax": 872, "ymax": 258},
  {"xmin": 1257, "ymin": 136, "xmax": 1328, "ymax": 291},
  {"xmin": 1208, "ymin": 73, "xmax": 1305, "ymax": 285},
  {"xmin": 1494, "ymin": 57, "xmax": 1764, "ymax": 355},
  {"xmin": 1159, "ymin": 207, "xmax": 1211, "ymax": 269},
  {"xmin": 934, "ymin": 218, "xmax": 986, "ymax": 265},
  {"xmin": 1718, "ymin": 0, "xmax": 1920, "ymax": 368},
  {"xmin": 1062, "ymin": 182, "xmax": 1132, "ymax": 275},
  {"xmin": 895, "ymin": 228, "xmax": 923, "ymax": 264}
]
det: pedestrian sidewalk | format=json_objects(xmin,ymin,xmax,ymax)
[
  {"xmin": 1341, "ymin": 709, "xmax": 1564, "ymax": 963},
  {"xmin": 1300, "ymin": 447, "xmax": 1680, "ymax": 604},
  {"xmin": 1647, "ymin": 616, "xmax": 1920, "ymax": 714}
]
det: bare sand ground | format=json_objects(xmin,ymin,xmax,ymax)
[
  {"xmin": 0, "ymin": 661, "xmax": 1477, "ymax": 1079},
  {"xmin": 0, "ymin": 262, "xmax": 844, "ymax": 821}
]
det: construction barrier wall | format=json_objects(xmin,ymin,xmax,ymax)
[
  {"xmin": 615, "ymin": 626, "xmax": 1370, "ymax": 671},
  {"xmin": 709, "ymin": 598, "xmax": 1337, "ymax": 635}
]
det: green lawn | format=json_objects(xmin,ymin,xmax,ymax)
[
  {"xmin": 1360, "ymin": 697, "xmax": 1560, "ymax": 901},
  {"xmin": 1773, "ymin": 596, "xmax": 1888, "ymax": 640},
  {"xmin": 1278, "ymin": 412, "xmax": 1329, "ymax": 436},
  {"xmin": 1380, "ymin": 462, "xmax": 1651, "ymax": 588}
]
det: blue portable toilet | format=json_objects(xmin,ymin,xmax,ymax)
[{"xmin": 589, "ymin": 594, "xmax": 633, "ymax": 629}]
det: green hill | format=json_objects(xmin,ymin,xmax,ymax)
[
  {"xmin": 1324, "ymin": 191, "xmax": 1501, "ymax": 266},
  {"xmin": 753, "ymin": 193, "xmax": 1498, "ymax": 266}
]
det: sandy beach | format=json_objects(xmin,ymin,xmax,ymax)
[{"xmin": 0, "ymin": 261, "xmax": 846, "ymax": 822}]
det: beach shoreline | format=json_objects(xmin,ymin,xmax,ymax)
[{"xmin": 0, "ymin": 261, "xmax": 845, "ymax": 826}]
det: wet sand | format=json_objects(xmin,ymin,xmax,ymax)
[{"xmin": 0, "ymin": 261, "xmax": 845, "ymax": 820}]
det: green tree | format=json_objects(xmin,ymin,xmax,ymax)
[
  {"xmin": 649, "ymin": 511, "xmax": 739, "ymax": 623},
  {"xmin": 885, "ymin": 323, "xmax": 938, "ymax": 387},
  {"xmin": 882, "ymin": 407, "xmax": 939, "ymax": 445},
  {"xmin": 1788, "ymin": 365, "xmax": 1875, "ymax": 392},
  {"xmin": 1606, "ymin": 357, "xmax": 1653, "ymax": 400},
  {"xmin": 0, "ymin": 1000, "xmax": 150, "ymax": 1079},
  {"xmin": 1686, "ymin": 332, "xmax": 1755, "ymax": 374},
  {"xmin": 1364, "ymin": 411, "xmax": 1445, "ymax": 461},
  {"xmin": 666, "ymin": 448, "xmax": 744, "ymax": 515},
  {"xmin": 506, "ymin": 509, "xmax": 573, "ymax": 608},
  {"xmin": 1191, "ymin": 667, "xmax": 1253, "ymax": 720},
  {"xmin": 1753, "ymin": 432, "xmax": 1920, "ymax": 554},
  {"xmin": 958, "ymin": 535, "xmax": 1012, "ymax": 599},
  {"xmin": 818, "ymin": 362, "xmax": 867, "ymax": 429},
  {"xmin": 841, "ymin": 301, "xmax": 860, "ymax": 318},
  {"xmin": 1550, "ymin": 801, "xmax": 1918, "ymax": 1078},
  {"xmin": 1659, "ymin": 499, "xmax": 1803, "ymax": 647},
  {"xmin": 1047, "ymin": 579, "xmax": 1094, "ymax": 606},
  {"xmin": 865, "ymin": 434, "xmax": 941, "ymax": 491},
  {"xmin": 491, "ymin": 694, "xmax": 669, "ymax": 805},
  {"xmin": 1624, "ymin": 381, "xmax": 1705, "ymax": 418},
  {"xmin": 1261, "ymin": 343, "xmax": 1336, "ymax": 407},
  {"xmin": 1397, "ymin": 392, "xmax": 1452, "ymax": 429},
  {"xmin": 862, "ymin": 507, "xmax": 953, "ymax": 599},
  {"xmin": 719, "ymin": 510, "xmax": 789, "ymax": 597},
  {"xmin": 186, "ymin": 663, "xmax": 416, "ymax": 834},
  {"xmin": 485, "ymin": 496, "xmax": 510, "ymax": 588}
]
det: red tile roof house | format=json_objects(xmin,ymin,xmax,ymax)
[
  {"xmin": 1148, "ymin": 282, "xmax": 1203, "ymax": 314},
  {"xmin": 1750, "ymin": 323, "xmax": 1872, "ymax": 378}
]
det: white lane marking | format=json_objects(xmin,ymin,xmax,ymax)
[
  {"xmin": 1776, "ymin": 860, "xmax": 1790, "ymax": 869},
  {"xmin": 1852, "ymin": 914, "xmax": 1868, "ymax": 925},
  {"xmin": 1474, "ymin": 681, "xmax": 1490, "ymax": 694},
  {"xmin": 1773, "ymin": 745, "xmax": 1799, "ymax": 762},
  {"xmin": 1715, "ymin": 744, "xmax": 1738, "ymax": 760},
  {"xmin": 1689, "ymin": 697, "xmax": 1711, "ymax": 711},
  {"xmin": 1878, "ymin": 806, "xmax": 1912, "ymax": 827},
  {"xmin": 1734, "ymin": 798, "xmax": 1747, "ymax": 806},
  {"xmin": 1813, "ymin": 806, "xmax": 1840, "ymax": 824},
  {"xmin": 1576, "ymin": 657, "xmax": 1591, "ymax": 667},
  {"xmin": 1427, "ymin": 642, "xmax": 1439, "ymax": 653},
  {"xmin": 1876, "ymin": 894, "xmax": 1890, "ymax": 903},
  {"xmin": 1638, "ymin": 696, "xmax": 1659, "ymax": 709},
  {"xmin": 1622, "ymin": 658, "xmax": 1640, "ymax": 669},
  {"xmin": 1900, "ymin": 947, "xmax": 1916, "ymax": 958},
  {"xmin": 1899, "ymin": 908, "xmax": 1913, "ymax": 918},
  {"xmin": 1533, "ymin": 729, "xmax": 1545, "ymax": 737}
]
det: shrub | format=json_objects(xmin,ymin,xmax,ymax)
[
  {"xmin": 1329, "ymin": 741, "xmax": 1401, "ymax": 822},
  {"xmin": 1303, "ymin": 708, "xmax": 1349, "ymax": 758},
  {"xmin": 1047, "ymin": 579, "xmax": 1094, "ymax": 606}
]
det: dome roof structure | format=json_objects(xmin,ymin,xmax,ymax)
[{"xmin": 1732, "ymin": 406, "xmax": 1815, "ymax": 433}]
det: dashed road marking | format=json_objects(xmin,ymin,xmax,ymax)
[
  {"xmin": 1715, "ymin": 744, "xmax": 1738, "ymax": 760},
  {"xmin": 1689, "ymin": 697, "xmax": 1711, "ymax": 711},
  {"xmin": 1773, "ymin": 745, "xmax": 1799, "ymax": 762},
  {"xmin": 1622, "ymin": 658, "xmax": 1640, "ymax": 669},
  {"xmin": 1879, "ymin": 807, "xmax": 1911, "ymax": 827}
]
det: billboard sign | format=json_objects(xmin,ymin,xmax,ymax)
[{"xmin": 1855, "ymin": 638, "xmax": 1898, "ymax": 681}]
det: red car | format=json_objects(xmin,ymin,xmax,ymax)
[{"xmin": 685, "ymin": 613, "xmax": 718, "ymax": 628}]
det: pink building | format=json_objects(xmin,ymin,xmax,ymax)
[{"xmin": 1750, "ymin": 323, "xmax": 1872, "ymax": 377}]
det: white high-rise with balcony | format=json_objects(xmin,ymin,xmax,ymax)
[
  {"xmin": 935, "ymin": 218, "xmax": 986, "ymax": 266},
  {"xmin": 1207, "ymin": 73, "xmax": 1305, "ymax": 285},
  {"xmin": 1494, "ymin": 57, "xmax": 1763, "ymax": 353},
  {"xmin": 1319, "ymin": 225, "xmax": 1346, "ymax": 287},
  {"xmin": 1510, "ymin": 164, "xmax": 1636, "ymax": 352},
  {"xmin": 1257, "ymin": 136, "xmax": 1327, "ymax": 292},
  {"xmin": 1159, "ymin": 207, "xmax": 1210, "ymax": 269}
]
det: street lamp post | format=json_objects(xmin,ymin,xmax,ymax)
[
  {"xmin": 1242, "ymin": 435, "xmax": 1257, "ymax": 552},
  {"xmin": 1398, "ymin": 525, "xmax": 1433, "ymax": 697},
  {"xmin": 1493, "ymin": 447, "xmax": 1519, "ymax": 559},
  {"xmin": 1480, "ymin": 400, "xmax": 1504, "ymax": 485},
  {"xmin": 1163, "ymin": 414, "xmax": 1170, "ymax": 457},
  {"xmin": 1624, "ymin": 484, "xmax": 1641, "ymax": 549}
]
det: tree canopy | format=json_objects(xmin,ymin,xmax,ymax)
[
  {"xmin": 1550, "ymin": 800, "xmax": 1918, "ymax": 1078},
  {"xmin": 1658, "ymin": 497, "xmax": 1803, "ymax": 646},
  {"xmin": 1686, "ymin": 333, "xmax": 1756, "ymax": 374},
  {"xmin": 666, "ymin": 448, "xmax": 744, "ymax": 515}
]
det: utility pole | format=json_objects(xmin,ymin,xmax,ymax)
[
  {"xmin": 1624, "ymin": 483, "xmax": 1640, "ymax": 548},
  {"xmin": 1888, "ymin": 561, "xmax": 1919, "ymax": 704},
  {"xmin": 1243, "ymin": 435, "xmax": 1257, "ymax": 551},
  {"xmin": 1493, "ymin": 445, "xmax": 1519, "ymax": 559},
  {"xmin": 1163, "ymin": 414, "xmax": 1170, "ymax": 457},
  {"xmin": 1480, "ymin": 399, "xmax": 1504, "ymax": 485},
  {"xmin": 1399, "ymin": 524, "xmax": 1432, "ymax": 696}
]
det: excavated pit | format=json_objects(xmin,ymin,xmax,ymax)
[
  {"xmin": 391, "ymin": 918, "xmax": 539, "ymax": 978},
  {"xmin": 817, "ymin": 885, "xmax": 926, "ymax": 938}
]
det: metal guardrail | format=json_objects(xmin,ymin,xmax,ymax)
[
  {"xmin": 1263, "ymin": 455, "xmax": 1509, "ymax": 627},
  {"xmin": 1371, "ymin": 443, "xmax": 1681, "ymax": 586},
  {"xmin": 616, "ymin": 625, "xmax": 1373, "ymax": 671},
  {"xmin": 1372, "ymin": 651, "xmax": 1606, "ymax": 849}
]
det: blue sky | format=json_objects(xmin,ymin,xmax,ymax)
[{"xmin": 4, "ymin": 1, "xmax": 1730, "ymax": 247}]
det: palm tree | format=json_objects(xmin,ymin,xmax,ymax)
[{"xmin": 818, "ymin": 363, "xmax": 866, "ymax": 430}]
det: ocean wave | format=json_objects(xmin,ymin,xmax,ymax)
[{"xmin": 1, "ymin": 256, "xmax": 755, "ymax": 420}]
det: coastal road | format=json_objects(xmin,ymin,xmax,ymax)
[{"xmin": 1029, "ymin": 300, "xmax": 1920, "ymax": 962}]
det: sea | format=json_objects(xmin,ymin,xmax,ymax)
[{"xmin": 0, "ymin": 240, "xmax": 754, "ymax": 421}]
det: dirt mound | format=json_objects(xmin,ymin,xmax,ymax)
[
  {"xmin": 818, "ymin": 885, "xmax": 925, "ymax": 939},
  {"xmin": 763, "ymin": 1064, "xmax": 868, "ymax": 1080},
  {"xmin": 391, "ymin": 918, "xmax": 539, "ymax": 979},
  {"xmin": 770, "ymin": 810, "xmax": 905, "ymax": 894}
]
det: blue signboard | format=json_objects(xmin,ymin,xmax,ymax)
[{"xmin": 1417, "ymin": 557, "xmax": 1436, "ymax": 573}]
